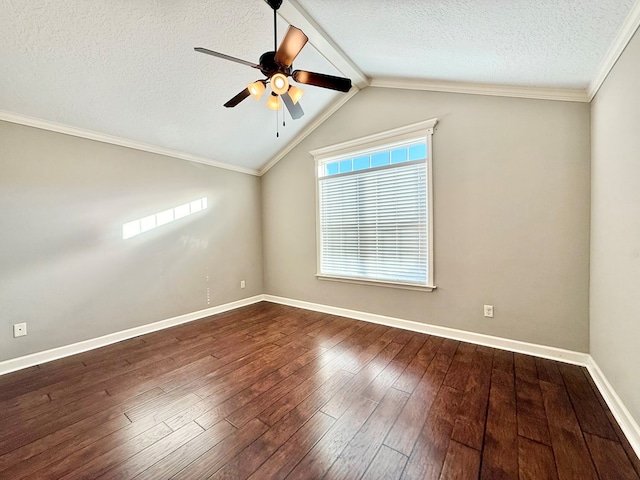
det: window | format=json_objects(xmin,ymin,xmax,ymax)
[{"xmin": 312, "ymin": 119, "xmax": 437, "ymax": 290}]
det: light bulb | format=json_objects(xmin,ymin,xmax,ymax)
[
  {"xmin": 247, "ymin": 81, "xmax": 265, "ymax": 101},
  {"xmin": 288, "ymin": 85, "xmax": 304, "ymax": 104},
  {"xmin": 271, "ymin": 73, "xmax": 289, "ymax": 95},
  {"xmin": 266, "ymin": 93, "xmax": 281, "ymax": 110}
]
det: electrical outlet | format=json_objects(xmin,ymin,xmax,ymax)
[
  {"xmin": 240, "ymin": 280, "xmax": 246, "ymax": 289},
  {"xmin": 13, "ymin": 323, "xmax": 27, "ymax": 337},
  {"xmin": 483, "ymin": 305, "xmax": 494, "ymax": 318}
]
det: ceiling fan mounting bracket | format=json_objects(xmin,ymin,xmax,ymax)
[{"xmin": 265, "ymin": 0, "xmax": 283, "ymax": 10}]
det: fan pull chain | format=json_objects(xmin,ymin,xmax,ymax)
[{"xmin": 276, "ymin": 108, "xmax": 279, "ymax": 138}]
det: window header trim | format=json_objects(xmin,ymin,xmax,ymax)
[{"xmin": 310, "ymin": 118, "xmax": 437, "ymax": 162}]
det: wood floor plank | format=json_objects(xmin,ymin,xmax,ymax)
[
  {"xmin": 245, "ymin": 411, "xmax": 335, "ymax": 480},
  {"xmin": 480, "ymin": 368, "xmax": 518, "ymax": 480},
  {"xmin": 0, "ymin": 414, "xmax": 131, "ymax": 479},
  {"xmin": 211, "ymin": 371, "xmax": 351, "ymax": 479},
  {"xmin": 392, "ymin": 335, "xmax": 442, "ymax": 394},
  {"xmin": 0, "ymin": 387, "xmax": 163, "ymax": 457},
  {"xmin": 540, "ymin": 380, "xmax": 599, "ymax": 480},
  {"xmin": 518, "ymin": 436, "xmax": 558, "ymax": 480},
  {"xmin": 401, "ymin": 385, "xmax": 464, "ymax": 480},
  {"xmin": 360, "ymin": 341, "xmax": 421, "ymax": 402},
  {"xmin": 384, "ymin": 339, "xmax": 458, "ymax": 455},
  {"xmin": 320, "ymin": 341, "xmax": 404, "ymax": 419},
  {"xmin": 93, "ymin": 422, "xmax": 204, "ymax": 480},
  {"xmin": 559, "ymin": 363, "xmax": 618, "ymax": 441},
  {"xmin": 515, "ymin": 374, "xmax": 551, "ymax": 445},
  {"xmin": 536, "ymin": 357, "xmax": 564, "ymax": 385},
  {"xmin": 189, "ymin": 370, "xmax": 293, "ymax": 431},
  {"xmin": 443, "ymin": 342, "xmax": 477, "ymax": 391},
  {"xmin": 585, "ymin": 433, "xmax": 640, "ymax": 480},
  {"xmin": 131, "ymin": 420, "xmax": 237, "ymax": 480},
  {"xmin": 450, "ymin": 347, "xmax": 493, "ymax": 450},
  {"xmin": 363, "ymin": 445, "xmax": 408, "ymax": 480},
  {"xmin": 257, "ymin": 368, "xmax": 354, "ymax": 427},
  {"xmin": 171, "ymin": 418, "xmax": 269, "ymax": 479},
  {"xmin": 439, "ymin": 440, "xmax": 481, "ymax": 480},
  {"xmin": 225, "ymin": 351, "xmax": 342, "ymax": 427},
  {"xmin": 323, "ymin": 387, "xmax": 409, "ymax": 480},
  {"xmin": 286, "ymin": 395, "xmax": 379, "ymax": 480},
  {"xmin": 513, "ymin": 353, "xmax": 538, "ymax": 382},
  {"xmin": 1, "ymin": 302, "xmax": 637, "ymax": 480},
  {"xmin": 582, "ymin": 371, "xmax": 640, "ymax": 478},
  {"xmin": 26, "ymin": 420, "xmax": 173, "ymax": 480}
]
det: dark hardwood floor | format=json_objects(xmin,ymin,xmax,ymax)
[{"xmin": 0, "ymin": 301, "xmax": 638, "ymax": 479}]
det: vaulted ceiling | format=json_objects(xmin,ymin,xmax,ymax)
[{"xmin": 1, "ymin": 0, "xmax": 637, "ymax": 174}]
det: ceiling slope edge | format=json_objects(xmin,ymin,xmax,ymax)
[
  {"xmin": 259, "ymin": 87, "xmax": 360, "ymax": 176},
  {"xmin": 370, "ymin": 78, "xmax": 590, "ymax": 103},
  {"xmin": 0, "ymin": 110, "xmax": 260, "ymax": 176},
  {"xmin": 279, "ymin": 0, "xmax": 369, "ymax": 88},
  {"xmin": 588, "ymin": 0, "xmax": 640, "ymax": 100}
]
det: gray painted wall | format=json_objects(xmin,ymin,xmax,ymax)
[
  {"xmin": 262, "ymin": 87, "xmax": 591, "ymax": 352},
  {"xmin": 0, "ymin": 121, "xmax": 263, "ymax": 362},
  {"xmin": 591, "ymin": 29, "xmax": 640, "ymax": 423}
]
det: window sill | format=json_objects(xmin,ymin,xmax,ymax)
[{"xmin": 316, "ymin": 274, "xmax": 436, "ymax": 292}]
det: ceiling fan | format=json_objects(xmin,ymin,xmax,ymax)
[{"xmin": 194, "ymin": 0, "xmax": 352, "ymax": 120}]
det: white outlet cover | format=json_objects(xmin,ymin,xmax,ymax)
[{"xmin": 13, "ymin": 323, "xmax": 27, "ymax": 337}]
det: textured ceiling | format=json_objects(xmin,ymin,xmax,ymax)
[
  {"xmin": 298, "ymin": 0, "xmax": 635, "ymax": 88},
  {"xmin": 0, "ymin": 0, "xmax": 341, "ymax": 172},
  {"xmin": 0, "ymin": 0, "xmax": 636, "ymax": 172}
]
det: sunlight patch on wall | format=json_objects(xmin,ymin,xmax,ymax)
[{"xmin": 122, "ymin": 197, "xmax": 208, "ymax": 239}]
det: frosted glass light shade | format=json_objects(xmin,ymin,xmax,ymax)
[
  {"xmin": 266, "ymin": 93, "xmax": 281, "ymax": 110},
  {"xmin": 271, "ymin": 73, "xmax": 289, "ymax": 95},
  {"xmin": 288, "ymin": 85, "xmax": 304, "ymax": 104},
  {"xmin": 248, "ymin": 81, "xmax": 265, "ymax": 101}
]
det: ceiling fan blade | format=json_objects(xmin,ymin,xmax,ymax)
[
  {"xmin": 194, "ymin": 47, "xmax": 260, "ymax": 69},
  {"xmin": 281, "ymin": 92, "xmax": 304, "ymax": 120},
  {"xmin": 274, "ymin": 26, "xmax": 308, "ymax": 68},
  {"xmin": 292, "ymin": 70, "xmax": 352, "ymax": 92},
  {"xmin": 224, "ymin": 88, "xmax": 251, "ymax": 108}
]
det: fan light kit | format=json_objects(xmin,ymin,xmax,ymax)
[
  {"xmin": 271, "ymin": 73, "xmax": 289, "ymax": 95},
  {"xmin": 194, "ymin": 0, "xmax": 352, "ymax": 131},
  {"xmin": 266, "ymin": 92, "xmax": 282, "ymax": 111},
  {"xmin": 248, "ymin": 80, "xmax": 266, "ymax": 101}
]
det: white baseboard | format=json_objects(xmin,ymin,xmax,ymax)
[
  {"xmin": 264, "ymin": 294, "xmax": 640, "ymax": 459},
  {"xmin": 587, "ymin": 357, "xmax": 640, "ymax": 459},
  {"xmin": 0, "ymin": 295, "xmax": 263, "ymax": 376},
  {"xmin": 2, "ymin": 292, "xmax": 638, "ymax": 461},
  {"xmin": 263, "ymin": 294, "xmax": 589, "ymax": 365}
]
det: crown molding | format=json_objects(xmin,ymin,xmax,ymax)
[
  {"xmin": 259, "ymin": 87, "xmax": 359, "ymax": 176},
  {"xmin": 278, "ymin": 0, "xmax": 369, "ymax": 89},
  {"xmin": 0, "ymin": 110, "xmax": 260, "ymax": 176},
  {"xmin": 588, "ymin": 0, "xmax": 640, "ymax": 100},
  {"xmin": 370, "ymin": 78, "xmax": 590, "ymax": 103}
]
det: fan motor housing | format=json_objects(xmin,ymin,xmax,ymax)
[{"xmin": 259, "ymin": 51, "xmax": 292, "ymax": 78}]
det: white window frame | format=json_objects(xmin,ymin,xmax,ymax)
[{"xmin": 311, "ymin": 118, "xmax": 437, "ymax": 291}]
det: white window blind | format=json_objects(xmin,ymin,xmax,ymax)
[
  {"xmin": 318, "ymin": 155, "xmax": 428, "ymax": 286},
  {"xmin": 313, "ymin": 118, "xmax": 437, "ymax": 290}
]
